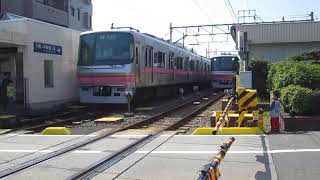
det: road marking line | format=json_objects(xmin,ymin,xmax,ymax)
[
  {"xmin": 4, "ymin": 134, "xmax": 149, "ymax": 137},
  {"xmin": 73, "ymin": 150, "xmax": 102, "ymax": 154},
  {"xmin": 3, "ymin": 134, "xmax": 264, "ymax": 138},
  {"xmin": 163, "ymin": 134, "xmax": 266, "ymax": 137},
  {"xmin": 4, "ymin": 134, "xmax": 97, "ymax": 137},
  {"xmin": 110, "ymin": 135, "xmax": 148, "ymax": 137},
  {"xmin": 270, "ymin": 149, "xmax": 320, "ymax": 153},
  {"xmin": 0, "ymin": 149, "xmax": 320, "ymax": 154},
  {"xmin": 135, "ymin": 149, "xmax": 320, "ymax": 154}
]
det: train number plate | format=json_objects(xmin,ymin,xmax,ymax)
[{"xmin": 93, "ymin": 86, "xmax": 112, "ymax": 96}]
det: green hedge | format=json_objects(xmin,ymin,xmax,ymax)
[
  {"xmin": 311, "ymin": 91, "xmax": 320, "ymax": 113},
  {"xmin": 248, "ymin": 59, "xmax": 270, "ymax": 99},
  {"xmin": 268, "ymin": 60, "xmax": 320, "ymax": 90},
  {"xmin": 281, "ymin": 85, "xmax": 314, "ymax": 115},
  {"xmin": 291, "ymin": 49, "xmax": 320, "ymax": 61}
]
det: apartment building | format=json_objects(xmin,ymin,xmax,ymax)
[{"xmin": 0, "ymin": 0, "xmax": 92, "ymax": 31}]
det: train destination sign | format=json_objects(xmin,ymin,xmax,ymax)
[{"xmin": 33, "ymin": 42, "xmax": 62, "ymax": 55}]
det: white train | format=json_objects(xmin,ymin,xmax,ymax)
[
  {"xmin": 210, "ymin": 55, "xmax": 239, "ymax": 90},
  {"xmin": 77, "ymin": 30, "xmax": 212, "ymax": 104}
]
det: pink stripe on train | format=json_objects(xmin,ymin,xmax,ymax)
[{"xmin": 78, "ymin": 76, "xmax": 136, "ymax": 83}]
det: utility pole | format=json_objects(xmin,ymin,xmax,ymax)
[
  {"xmin": 182, "ymin": 33, "xmax": 185, "ymax": 48},
  {"xmin": 310, "ymin": 11, "xmax": 314, "ymax": 21}
]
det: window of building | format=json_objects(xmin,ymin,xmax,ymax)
[
  {"xmin": 71, "ymin": 7, "xmax": 75, "ymax": 16},
  {"xmin": 44, "ymin": 60, "xmax": 54, "ymax": 88},
  {"xmin": 77, "ymin": 8, "xmax": 81, "ymax": 21},
  {"xmin": 89, "ymin": 15, "xmax": 92, "ymax": 28},
  {"xmin": 36, "ymin": 0, "xmax": 68, "ymax": 11}
]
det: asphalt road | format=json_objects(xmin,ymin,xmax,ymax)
[{"xmin": 268, "ymin": 131, "xmax": 320, "ymax": 180}]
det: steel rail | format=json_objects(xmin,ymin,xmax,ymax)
[
  {"xmin": 0, "ymin": 91, "xmax": 219, "ymax": 178},
  {"xmin": 67, "ymin": 93, "xmax": 225, "ymax": 180}
]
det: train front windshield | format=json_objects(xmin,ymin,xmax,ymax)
[
  {"xmin": 78, "ymin": 32, "xmax": 134, "ymax": 65},
  {"xmin": 211, "ymin": 56, "xmax": 238, "ymax": 71}
]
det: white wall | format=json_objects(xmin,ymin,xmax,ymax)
[
  {"xmin": 239, "ymin": 21, "xmax": 320, "ymax": 44},
  {"xmin": 0, "ymin": 19, "xmax": 80, "ymax": 108},
  {"xmin": 248, "ymin": 42, "xmax": 320, "ymax": 61},
  {"xmin": 24, "ymin": 20, "xmax": 80, "ymax": 108}
]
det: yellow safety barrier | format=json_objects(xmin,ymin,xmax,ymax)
[
  {"xmin": 41, "ymin": 127, "xmax": 72, "ymax": 135},
  {"xmin": 94, "ymin": 116, "xmax": 124, "ymax": 123},
  {"xmin": 236, "ymin": 75, "xmax": 240, "ymax": 90},
  {"xmin": 192, "ymin": 127, "xmax": 264, "ymax": 135},
  {"xmin": 196, "ymin": 87, "xmax": 264, "ymax": 135},
  {"xmin": 236, "ymin": 87, "xmax": 258, "ymax": 110},
  {"xmin": 211, "ymin": 111, "xmax": 258, "ymax": 127},
  {"xmin": 198, "ymin": 137, "xmax": 235, "ymax": 180}
]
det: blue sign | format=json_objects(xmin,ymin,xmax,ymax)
[{"xmin": 33, "ymin": 42, "xmax": 62, "ymax": 55}]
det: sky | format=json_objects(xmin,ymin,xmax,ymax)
[{"xmin": 92, "ymin": 0, "xmax": 320, "ymax": 57}]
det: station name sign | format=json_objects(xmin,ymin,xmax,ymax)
[{"xmin": 33, "ymin": 42, "xmax": 62, "ymax": 55}]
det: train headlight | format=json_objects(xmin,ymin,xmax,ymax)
[{"xmin": 125, "ymin": 90, "xmax": 133, "ymax": 97}]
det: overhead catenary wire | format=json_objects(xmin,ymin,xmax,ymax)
[
  {"xmin": 224, "ymin": 0, "xmax": 237, "ymax": 22},
  {"xmin": 191, "ymin": 0, "xmax": 227, "ymax": 33}
]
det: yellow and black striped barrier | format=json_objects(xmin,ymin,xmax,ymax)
[
  {"xmin": 236, "ymin": 87, "xmax": 258, "ymax": 110},
  {"xmin": 211, "ymin": 110, "xmax": 258, "ymax": 128},
  {"xmin": 193, "ymin": 86, "xmax": 264, "ymax": 135},
  {"xmin": 198, "ymin": 137, "xmax": 235, "ymax": 180}
]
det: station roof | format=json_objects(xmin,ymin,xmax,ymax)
[{"xmin": 232, "ymin": 20, "xmax": 320, "ymax": 44}]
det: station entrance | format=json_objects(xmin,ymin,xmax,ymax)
[{"xmin": 0, "ymin": 47, "xmax": 26, "ymax": 114}]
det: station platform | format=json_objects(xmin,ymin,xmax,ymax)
[{"xmin": 0, "ymin": 131, "xmax": 319, "ymax": 179}]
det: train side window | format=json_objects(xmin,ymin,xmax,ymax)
[
  {"xmin": 154, "ymin": 52, "xmax": 158, "ymax": 67},
  {"xmin": 135, "ymin": 46, "xmax": 139, "ymax": 64},
  {"xmin": 162, "ymin": 53, "xmax": 166, "ymax": 68},
  {"xmin": 184, "ymin": 57, "xmax": 189, "ymax": 70},
  {"xmin": 145, "ymin": 47, "xmax": 148, "ymax": 67},
  {"xmin": 175, "ymin": 57, "xmax": 177, "ymax": 69},
  {"xmin": 189, "ymin": 60, "xmax": 194, "ymax": 71},
  {"xmin": 179, "ymin": 57, "xmax": 183, "ymax": 70},
  {"xmin": 196, "ymin": 61, "xmax": 199, "ymax": 72},
  {"xmin": 156, "ymin": 51, "xmax": 165, "ymax": 68},
  {"xmin": 169, "ymin": 52, "xmax": 174, "ymax": 69},
  {"xmin": 148, "ymin": 48, "xmax": 153, "ymax": 67}
]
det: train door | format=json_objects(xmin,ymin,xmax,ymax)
[
  {"xmin": 135, "ymin": 43, "xmax": 141, "ymax": 84},
  {"xmin": 145, "ymin": 46, "xmax": 154, "ymax": 85},
  {"xmin": 169, "ymin": 52, "xmax": 174, "ymax": 81},
  {"xmin": 185, "ymin": 57, "xmax": 190, "ymax": 81},
  {"xmin": 150, "ymin": 48, "xmax": 154, "ymax": 84}
]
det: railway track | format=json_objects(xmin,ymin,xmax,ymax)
[
  {"xmin": 67, "ymin": 92, "xmax": 224, "ymax": 179},
  {"xmin": 13, "ymin": 90, "xmax": 212, "ymax": 134},
  {"xmin": 0, "ymin": 91, "xmax": 224, "ymax": 179},
  {"xmin": 10, "ymin": 105, "xmax": 91, "ymax": 132}
]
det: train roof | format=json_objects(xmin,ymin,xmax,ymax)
[
  {"xmin": 210, "ymin": 55, "xmax": 239, "ymax": 59},
  {"xmin": 80, "ymin": 30, "xmax": 211, "ymax": 62}
]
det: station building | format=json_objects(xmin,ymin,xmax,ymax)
[
  {"xmin": 231, "ymin": 21, "xmax": 320, "ymax": 61},
  {"xmin": 0, "ymin": 14, "xmax": 80, "ymax": 109}
]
